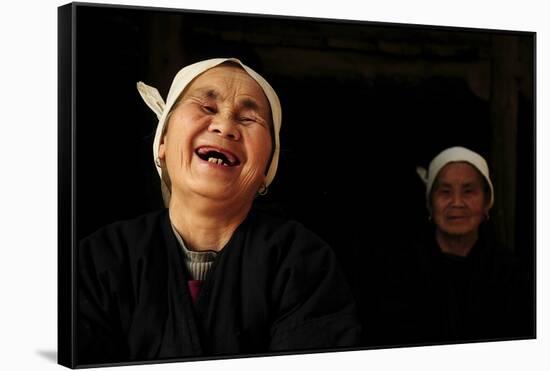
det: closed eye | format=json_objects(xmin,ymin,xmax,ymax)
[
  {"xmin": 463, "ymin": 188, "xmax": 478, "ymax": 195},
  {"xmin": 237, "ymin": 113, "xmax": 269, "ymax": 128},
  {"xmin": 438, "ymin": 189, "xmax": 451, "ymax": 196},
  {"xmin": 203, "ymin": 105, "xmax": 217, "ymax": 114},
  {"xmin": 238, "ymin": 116, "xmax": 256, "ymax": 123}
]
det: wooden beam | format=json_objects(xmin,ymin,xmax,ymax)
[{"xmin": 489, "ymin": 35, "xmax": 519, "ymax": 251}]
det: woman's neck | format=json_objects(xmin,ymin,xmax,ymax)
[
  {"xmin": 435, "ymin": 229, "xmax": 479, "ymax": 257},
  {"xmin": 168, "ymin": 193, "xmax": 252, "ymax": 252}
]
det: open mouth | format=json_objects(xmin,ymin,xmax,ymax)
[{"xmin": 195, "ymin": 146, "xmax": 241, "ymax": 167}]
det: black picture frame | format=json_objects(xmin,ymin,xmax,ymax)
[{"xmin": 58, "ymin": 2, "xmax": 536, "ymax": 368}]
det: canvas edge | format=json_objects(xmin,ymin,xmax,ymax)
[{"xmin": 58, "ymin": 2, "xmax": 77, "ymax": 369}]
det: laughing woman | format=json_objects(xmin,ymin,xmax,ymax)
[{"xmin": 77, "ymin": 58, "xmax": 361, "ymax": 365}]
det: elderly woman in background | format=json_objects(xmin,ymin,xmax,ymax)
[
  {"xmin": 77, "ymin": 58, "xmax": 361, "ymax": 365},
  {"xmin": 381, "ymin": 146, "xmax": 532, "ymax": 345},
  {"xmin": 417, "ymin": 146, "xmax": 495, "ymax": 258},
  {"xmin": 416, "ymin": 147, "xmax": 532, "ymax": 341}
]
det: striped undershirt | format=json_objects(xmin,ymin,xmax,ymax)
[{"xmin": 170, "ymin": 223, "xmax": 218, "ymax": 281}]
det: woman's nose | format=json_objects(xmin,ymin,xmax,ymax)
[
  {"xmin": 208, "ymin": 115, "xmax": 240, "ymax": 140},
  {"xmin": 451, "ymin": 193, "xmax": 465, "ymax": 206}
]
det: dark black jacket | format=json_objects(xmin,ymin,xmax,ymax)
[
  {"xmin": 374, "ymin": 226, "xmax": 533, "ymax": 346},
  {"xmin": 77, "ymin": 208, "xmax": 361, "ymax": 366}
]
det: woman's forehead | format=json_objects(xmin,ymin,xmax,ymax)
[
  {"xmin": 437, "ymin": 162, "xmax": 484, "ymax": 184},
  {"xmin": 188, "ymin": 65, "xmax": 265, "ymax": 96}
]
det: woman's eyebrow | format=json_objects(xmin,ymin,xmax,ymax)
[
  {"xmin": 240, "ymin": 98, "xmax": 261, "ymax": 111},
  {"xmin": 192, "ymin": 88, "xmax": 219, "ymax": 100},
  {"xmin": 461, "ymin": 182, "xmax": 478, "ymax": 188}
]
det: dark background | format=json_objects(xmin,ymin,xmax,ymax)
[{"xmin": 73, "ymin": 3, "xmax": 535, "ymax": 348}]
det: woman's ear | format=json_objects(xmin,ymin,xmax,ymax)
[
  {"xmin": 158, "ymin": 134, "xmax": 167, "ymax": 160},
  {"xmin": 483, "ymin": 203, "xmax": 491, "ymax": 221}
]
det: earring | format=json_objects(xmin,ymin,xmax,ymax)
[
  {"xmin": 155, "ymin": 157, "xmax": 162, "ymax": 167},
  {"xmin": 428, "ymin": 214, "xmax": 432, "ymax": 221},
  {"xmin": 485, "ymin": 212, "xmax": 490, "ymax": 221},
  {"xmin": 258, "ymin": 184, "xmax": 268, "ymax": 196}
]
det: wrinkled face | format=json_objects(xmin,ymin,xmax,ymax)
[
  {"xmin": 158, "ymin": 64, "xmax": 273, "ymax": 206},
  {"xmin": 431, "ymin": 162, "xmax": 490, "ymax": 238}
]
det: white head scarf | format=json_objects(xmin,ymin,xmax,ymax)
[
  {"xmin": 136, "ymin": 58, "xmax": 282, "ymax": 207},
  {"xmin": 416, "ymin": 146, "xmax": 494, "ymax": 209}
]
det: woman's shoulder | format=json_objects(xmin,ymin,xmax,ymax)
[
  {"xmin": 248, "ymin": 208, "xmax": 323, "ymax": 241},
  {"xmin": 78, "ymin": 209, "xmax": 170, "ymax": 262},
  {"xmin": 82, "ymin": 209, "xmax": 167, "ymax": 240},
  {"xmin": 244, "ymin": 208, "xmax": 333, "ymax": 262}
]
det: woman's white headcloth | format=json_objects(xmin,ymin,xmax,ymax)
[{"xmin": 416, "ymin": 146, "xmax": 494, "ymax": 209}]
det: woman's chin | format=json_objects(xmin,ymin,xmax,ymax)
[
  {"xmin": 438, "ymin": 225, "xmax": 478, "ymax": 238},
  {"xmin": 190, "ymin": 185, "xmax": 233, "ymax": 200}
]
